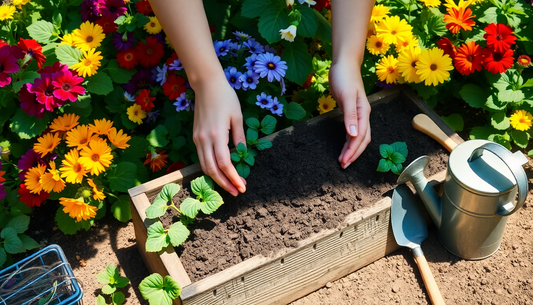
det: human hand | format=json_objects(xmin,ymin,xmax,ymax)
[
  {"xmin": 329, "ymin": 61, "xmax": 371, "ymax": 169},
  {"xmin": 192, "ymin": 74, "xmax": 247, "ymax": 196}
]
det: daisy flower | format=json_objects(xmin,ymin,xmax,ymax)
[
  {"xmin": 72, "ymin": 21, "xmax": 105, "ymax": 51},
  {"xmin": 25, "ymin": 164, "xmax": 48, "ymax": 194},
  {"xmin": 87, "ymin": 178, "xmax": 106, "ymax": 201},
  {"xmin": 256, "ymin": 93, "xmax": 274, "ymax": 109},
  {"xmin": 376, "ymin": 16, "xmax": 413, "ymax": 45},
  {"xmin": 224, "ymin": 66, "xmax": 243, "ymax": 90},
  {"xmin": 135, "ymin": 89, "xmax": 155, "ymax": 112},
  {"xmin": 317, "ymin": 95, "xmax": 336, "ymax": 114},
  {"xmin": 60, "ymin": 197, "xmax": 97, "ymax": 222},
  {"xmin": 482, "ymin": 48, "xmax": 514, "ymax": 74},
  {"xmin": 174, "ymin": 92, "xmax": 192, "ymax": 112},
  {"xmin": 34, "ymin": 132, "xmax": 61, "ymax": 158},
  {"xmin": 214, "ymin": 40, "xmax": 231, "ymax": 57},
  {"xmin": 89, "ymin": 118, "xmax": 113, "ymax": 135},
  {"xmin": 366, "ymin": 35, "xmax": 390, "ymax": 55},
  {"xmin": 453, "ymin": 41, "xmax": 483, "ymax": 76},
  {"xmin": 510, "ymin": 110, "xmax": 533, "ymax": 131},
  {"xmin": 107, "ymin": 128, "xmax": 131, "ymax": 149},
  {"xmin": 240, "ymin": 70, "xmax": 260, "ymax": 90},
  {"xmin": 416, "ymin": 47, "xmax": 453, "ymax": 86},
  {"xmin": 40, "ymin": 161, "xmax": 66, "ymax": 193},
  {"xmin": 60, "ymin": 149, "xmax": 88, "ymax": 184},
  {"xmin": 100, "ymin": 0, "xmax": 126, "ymax": 19},
  {"xmin": 144, "ymin": 16, "xmax": 162, "ymax": 35},
  {"xmin": 444, "ymin": 7, "xmax": 475, "ymax": 34},
  {"xmin": 483, "ymin": 23, "xmax": 516, "ymax": 53},
  {"xmin": 376, "ymin": 55, "xmax": 400, "ymax": 84},
  {"xmin": 517, "ymin": 55, "xmax": 531, "ymax": 68},
  {"xmin": 78, "ymin": 139, "xmax": 113, "ymax": 176},
  {"xmin": 52, "ymin": 70, "xmax": 86, "ymax": 102},
  {"xmin": 270, "ymin": 97, "xmax": 284, "ymax": 117},
  {"xmin": 136, "ymin": 36, "xmax": 165, "ymax": 67},
  {"xmin": 419, "ymin": 0, "xmax": 440, "ymax": 7},
  {"xmin": 397, "ymin": 47, "xmax": 423, "ymax": 83},
  {"xmin": 72, "ymin": 49, "xmax": 103, "ymax": 77},
  {"xmin": 127, "ymin": 104, "xmax": 147, "ymax": 125},
  {"xmin": 155, "ymin": 63, "xmax": 168, "ymax": 86},
  {"xmin": 144, "ymin": 150, "xmax": 168, "ymax": 172},
  {"xmin": 254, "ymin": 53, "xmax": 288, "ymax": 82},
  {"xmin": 0, "ymin": 5, "xmax": 16, "ymax": 21},
  {"xmin": 50, "ymin": 113, "xmax": 80, "ymax": 132},
  {"xmin": 243, "ymin": 39, "xmax": 264, "ymax": 54},
  {"xmin": 370, "ymin": 4, "xmax": 389, "ymax": 23},
  {"xmin": 66, "ymin": 125, "xmax": 99, "ymax": 150},
  {"xmin": 116, "ymin": 49, "xmax": 138, "ymax": 70},
  {"xmin": 162, "ymin": 74, "xmax": 186, "ymax": 100},
  {"xmin": 124, "ymin": 91, "xmax": 136, "ymax": 102}
]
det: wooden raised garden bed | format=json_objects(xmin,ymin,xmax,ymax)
[{"xmin": 128, "ymin": 86, "xmax": 464, "ymax": 305}]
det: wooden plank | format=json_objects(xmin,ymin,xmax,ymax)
[{"xmin": 128, "ymin": 163, "xmax": 202, "ymax": 198}]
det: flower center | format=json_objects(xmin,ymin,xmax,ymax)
[
  {"xmin": 247, "ymin": 77, "xmax": 253, "ymax": 83},
  {"xmin": 73, "ymin": 164, "xmax": 82, "ymax": 173},
  {"xmin": 267, "ymin": 62, "xmax": 275, "ymax": 70},
  {"xmin": 27, "ymin": 49, "xmax": 36, "ymax": 58},
  {"xmin": 411, "ymin": 61, "xmax": 417, "ymax": 68},
  {"xmin": 495, "ymin": 34, "xmax": 503, "ymax": 41},
  {"xmin": 493, "ymin": 53, "xmax": 503, "ymax": 61},
  {"xmin": 323, "ymin": 104, "xmax": 328, "ymax": 109},
  {"xmin": 144, "ymin": 97, "xmax": 150, "ymax": 103},
  {"xmin": 125, "ymin": 54, "xmax": 133, "ymax": 61},
  {"xmin": 146, "ymin": 48, "xmax": 154, "ymax": 55},
  {"xmin": 375, "ymin": 41, "xmax": 382, "ymax": 48},
  {"xmin": 220, "ymin": 47, "xmax": 226, "ymax": 52},
  {"xmin": 134, "ymin": 110, "xmax": 139, "ymax": 116},
  {"xmin": 172, "ymin": 85, "xmax": 179, "ymax": 91},
  {"xmin": 79, "ymin": 138, "xmax": 87, "ymax": 145},
  {"xmin": 387, "ymin": 66, "xmax": 394, "ymax": 73},
  {"xmin": 181, "ymin": 100, "xmax": 187, "ymax": 107},
  {"xmin": 230, "ymin": 77, "xmax": 236, "ymax": 83},
  {"xmin": 62, "ymin": 83, "xmax": 71, "ymax": 91},
  {"xmin": 45, "ymin": 88, "xmax": 54, "ymax": 97},
  {"xmin": 84, "ymin": 59, "xmax": 92, "ymax": 66},
  {"xmin": 272, "ymin": 105, "xmax": 278, "ymax": 111},
  {"xmin": 430, "ymin": 64, "xmax": 438, "ymax": 71},
  {"xmin": 261, "ymin": 100, "xmax": 268, "ymax": 105},
  {"xmin": 391, "ymin": 30, "xmax": 397, "ymax": 35},
  {"xmin": 91, "ymin": 154, "xmax": 100, "ymax": 162},
  {"xmin": 519, "ymin": 118, "xmax": 526, "ymax": 124},
  {"xmin": 86, "ymin": 36, "xmax": 94, "ymax": 43},
  {"xmin": 150, "ymin": 22, "xmax": 156, "ymax": 27}
]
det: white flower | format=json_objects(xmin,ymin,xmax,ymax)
[
  {"xmin": 298, "ymin": 0, "xmax": 316, "ymax": 7},
  {"xmin": 280, "ymin": 25, "xmax": 297, "ymax": 42},
  {"xmin": 155, "ymin": 63, "xmax": 168, "ymax": 86},
  {"xmin": 286, "ymin": 0, "xmax": 294, "ymax": 6},
  {"xmin": 123, "ymin": 92, "xmax": 136, "ymax": 102}
]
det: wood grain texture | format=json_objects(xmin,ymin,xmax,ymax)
[
  {"xmin": 414, "ymin": 254, "xmax": 446, "ymax": 305},
  {"xmin": 412, "ymin": 114, "xmax": 458, "ymax": 152}
]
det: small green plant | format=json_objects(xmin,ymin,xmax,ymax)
[
  {"xmin": 232, "ymin": 115, "xmax": 277, "ymax": 178},
  {"xmin": 377, "ymin": 142, "xmax": 408, "ymax": 175},
  {"xmin": 96, "ymin": 265, "xmax": 130, "ymax": 305},
  {"xmin": 0, "ymin": 214, "xmax": 39, "ymax": 268},
  {"xmin": 144, "ymin": 176, "xmax": 223, "ymax": 252},
  {"xmin": 139, "ymin": 273, "xmax": 181, "ymax": 305}
]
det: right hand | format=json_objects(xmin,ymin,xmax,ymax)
[{"xmin": 192, "ymin": 74, "xmax": 247, "ymax": 197}]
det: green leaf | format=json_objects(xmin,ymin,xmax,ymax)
[
  {"xmin": 236, "ymin": 142, "xmax": 247, "ymax": 154},
  {"xmin": 281, "ymin": 40, "xmax": 313, "ymax": 85},
  {"xmin": 10, "ymin": 109, "xmax": 50, "ymax": 139},
  {"xmin": 147, "ymin": 125, "xmax": 169, "ymax": 147},
  {"xmin": 247, "ymin": 128, "xmax": 258, "ymax": 142},
  {"xmin": 55, "ymin": 208, "xmax": 89, "ymax": 235},
  {"xmin": 379, "ymin": 144, "xmax": 393, "ymax": 158},
  {"xmin": 105, "ymin": 87, "xmax": 126, "ymax": 114},
  {"xmin": 469, "ymin": 126, "xmax": 498, "ymax": 140},
  {"xmin": 55, "ymin": 44, "xmax": 82, "ymax": 67},
  {"xmin": 298, "ymin": 7, "xmax": 318, "ymax": 38},
  {"xmin": 1, "ymin": 227, "xmax": 22, "ymax": 254},
  {"xmin": 284, "ymin": 102, "xmax": 306, "ymax": 120},
  {"xmin": 377, "ymin": 159, "xmax": 392, "ymax": 172},
  {"xmin": 158, "ymin": 184, "xmax": 180, "ymax": 202},
  {"xmin": 498, "ymin": 89, "xmax": 524, "ymax": 103},
  {"xmin": 102, "ymin": 284, "xmax": 116, "ymax": 295},
  {"xmin": 256, "ymin": 139, "xmax": 273, "ymax": 150},
  {"xmin": 116, "ymin": 276, "xmax": 130, "ymax": 288},
  {"xmin": 236, "ymin": 162, "xmax": 251, "ymax": 178},
  {"xmin": 108, "ymin": 162, "xmax": 137, "ymax": 192},
  {"xmin": 521, "ymin": 79, "xmax": 533, "ymax": 88},
  {"xmin": 171, "ymin": 136, "xmax": 186, "ymax": 151},
  {"xmin": 107, "ymin": 60, "xmax": 135, "ymax": 84},
  {"xmin": 180, "ymin": 198, "xmax": 201, "ymax": 219},
  {"xmin": 479, "ymin": 7, "xmax": 498, "ymax": 24},
  {"xmin": 491, "ymin": 112, "xmax": 510, "ymax": 130},
  {"xmin": 167, "ymin": 222, "xmax": 190, "ymax": 247},
  {"xmin": 145, "ymin": 197, "xmax": 169, "ymax": 219},
  {"xmin": 440, "ymin": 114, "xmax": 464, "ymax": 132},
  {"xmin": 258, "ymin": 8, "xmax": 290, "ymax": 43},
  {"xmin": 112, "ymin": 291, "xmax": 126, "ymax": 305},
  {"xmin": 459, "ymin": 84, "xmax": 488, "ymax": 108},
  {"xmin": 7, "ymin": 215, "xmax": 30, "ymax": 234},
  {"xmin": 96, "ymin": 295, "xmax": 107, "ymax": 305},
  {"xmin": 243, "ymin": 153, "xmax": 255, "ymax": 166},
  {"xmin": 511, "ymin": 130, "xmax": 529, "ymax": 149},
  {"xmin": 0, "ymin": 248, "xmax": 5, "ymax": 267},
  {"xmin": 18, "ymin": 234, "xmax": 39, "ymax": 251},
  {"xmin": 260, "ymin": 115, "xmax": 277, "ymax": 134},
  {"xmin": 27, "ymin": 20, "xmax": 55, "ymax": 43},
  {"xmin": 12, "ymin": 71, "xmax": 41, "ymax": 93},
  {"xmin": 314, "ymin": 10, "xmax": 331, "ymax": 43},
  {"xmin": 245, "ymin": 117, "xmax": 260, "ymax": 130},
  {"xmin": 200, "ymin": 190, "xmax": 224, "ymax": 214},
  {"xmin": 121, "ymin": 136, "xmax": 149, "ymax": 160},
  {"xmin": 191, "ymin": 175, "xmax": 215, "ymax": 196},
  {"xmin": 139, "ymin": 274, "xmax": 182, "ymax": 305},
  {"xmin": 241, "ymin": 0, "xmax": 283, "ymax": 18},
  {"xmin": 391, "ymin": 142, "xmax": 408, "ymax": 158},
  {"xmin": 87, "ymin": 72, "xmax": 114, "ymax": 95},
  {"xmin": 145, "ymin": 222, "xmax": 170, "ymax": 252},
  {"xmin": 484, "ymin": 94, "xmax": 508, "ymax": 111},
  {"xmin": 390, "ymin": 163, "xmax": 403, "ymax": 175},
  {"xmin": 390, "ymin": 152, "xmax": 406, "ymax": 164},
  {"xmin": 231, "ymin": 152, "xmax": 241, "ymax": 162},
  {"xmin": 97, "ymin": 266, "xmax": 113, "ymax": 285},
  {"xmin": 111, "ymin": 195, "xmax": 132, "ymax": 222}
]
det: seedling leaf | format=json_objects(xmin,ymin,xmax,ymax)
[
  {"xmin": 158, "ymin": 184, "xmax": 180, "ymax": 202},
  {"xmin": 245, "ymin": 117, "xmax": 260, "ymax": 130},
  {"xmin": 191, "ymin": 176, "xmax": 215, "ymax": 196},
  {"xmin": 256, "ymin": 139, "xmax": 273, "ymax": 150},
  {"xmin": 230, "ymin": 152, "xmax": 241, "ymax": 163},
  {"xmin": 243, "ymin": 153, "xmax": 255, "ymax": 166},
  {"xmin": 139, "ymin": 274, "xmax": 181, "ymax": 305},
  {"xmin": 379, "ymin": 144, "xmax": 393, "ymax": 158},
  {"xmin": 102, "ymin": 284, "xmax": 116, "ymax": 294},
  {"xmin": 167, "ymin": 222, "xmax": 190, "ymax": 247},
  {"xmin": 96, "ymin": 295, "xmax": 107, "ymax": 305},
  {"xmin": 390, "ymin": 152, "xmax": 406, "ymax": 164},
  {"xmin": 112, "ymin": 291, "xmax": 126, "ymax": 305},
  {"xmin": 180, "ymin": 198, "xmax": 201, "ymax": 219},
  {"xmin": 391, "ymin": 163, "xmax": 403, "ymax": 175},
  {"xmin": 116, "ymin": 276, "xmax": 130, "ymax": 288},
  {"xmin": 145, "ymin": 198, "xmax": 168, "ymax": 219},
  {"xmin": 145, "ymin": 222, "xmax": 170, "ymax": 252},
  {"xmin": 377, "ymin": 159, "xmax": 392, "ymax": 172},
  {"xmin": 236, "ymin": 142, "xmax": 247, "ymax": 154},
  {"xmin": 236, "ymin": 163, "xmax": 251, "ymax": 178},
  {"xmin": 200, "ymin": 190, "xmax": 224, "ymax": 214},
  {"xmin": 247, "ymin": 128, "xmax": 258, "ymax": 142},
  {"xmin": 260, "ymin": 115, "xmax": 277, "ymax": 134},
  {"xmin": 390, "ymin": 142, "xmax": 408, "ymax": 158}
]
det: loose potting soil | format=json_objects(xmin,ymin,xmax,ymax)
[{"xmin": 159, "ymin": 97, "xmax": 449, "ymax": 282}]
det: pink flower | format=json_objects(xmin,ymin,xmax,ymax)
[
  {"xmin": 20, "ymin": 84, "xmax": 46, "ymax": 118},
  {"xmin": 52, "ymin": 70, "xmax": 85, "ymax": 102},
  {"xmin": 38, "ymin": 61, "xmax": 69, "ymax": 78},
  {"xmin": 0, "ymin": 46, "xmax": 20, "ymax": 87},
  {"xmin": 100, "ymin": 0, "xmax": 127, "ymax": 19},
  {"xmin": 29, "ymin": 75, "xmax": 64, "ymax": 111}
]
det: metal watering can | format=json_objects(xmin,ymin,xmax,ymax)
[{"xmin": 397, "ymin": 139, "xmax": 528, "ymax": 260}]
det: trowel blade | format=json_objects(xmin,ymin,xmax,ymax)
[{"xmin": 391, "ymin": 184, "xmax": 428, "ymax": 250}]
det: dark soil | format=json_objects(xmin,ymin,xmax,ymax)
[{"xmin": 158, "ymin": 97, "xmax": 449, "ymax": 282}]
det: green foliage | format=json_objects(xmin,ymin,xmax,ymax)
[
  {"xmin": 139, "ymin": 273, "xmax": 181, "ymax": 305},
  {"xmin": 107, "ymin": 162, "xmax": 137, "ymax": 192},
  {"xmin": 377, "ymin": 142, "xmax": 408, "ymax": 175},
  {"xmin": 96, "ymin": 265, "xmax": 130, "ymax": 305},
  {"xmin": 86, "ymin": 72, "xmax": 114, "ymax": 95},
  {"xmin": 55, "ymin": 44, "xmax": 82, "ymax": 67},
  {"xmin": 0, "ymin": 213, "xmax": 38, "ymax": 267},
  {"xmin": 27, "ymin": 20, "xmax": 56, "ymax": 44},
  {"xmin": 231, "ymin": 142, "xmax": 253, "ymax": 178},
  {"xmin": 281, "ymin": 40, "xmax": 313, "ymax": 85},
  {"xmin": 110, "ymin": 195, "xmax": 132, "ymax": 222}
]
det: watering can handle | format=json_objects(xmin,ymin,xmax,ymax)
[{"xmin": 468, "ymin": 143, "xmax": 528, "ymax": 216}]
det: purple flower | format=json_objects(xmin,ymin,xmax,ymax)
[
  {"xmin": 112, "ymin": 32, "xmax": 136, "ymax": 52},
  {"xmin": 146, "ymin": 110, "xmax": 160, "ymax": 123},
  {"xmin": 243, "ymin": 54, "xmax": 257, "ymax": 71},
  {"xmin": 123, "ymin": 68, "xmax": 155, "ymax": 94},
  {"xmin": 377, "ymin": 80, "xmax": 396, "ymax": 90},
  {"xmin": 0, "ymin": 184, "xmax": 5, "ymax": 201},
  {"xmin": 18, "ymin": 149, "xmax": 46, "ymax": 180},
  {"xmin": 243, "ymin": 39, "xmax": 264, "ymax": 54},
  {"xmin": 214, "ymin": 40, "xmax": 231, "ymax": 57},
  {"xmin": 81, "ymin": 0, "xmax": 103, "ymax": 22},
  {"xmin": 224, "ymin": 66, "xmax": 243, "ymax": 90},
  {"xmin": 270, "ymin": 97, "xmax": 284, "ymax": 116},
  {"xmin": 100, "ymin": 0, "xmax": 127, "ymax": 19},
  {"xmin": 155, "ymin": 64, "xmax": 168, "ymax": 86},
  {"xmin": 174, "ymin": 92, "xmax": 192, "ymax": 112},
  {"xmin": 256, "ymin": 93, "xmax": 274, "ymax": 109},
  {"xmin": 168, "ymin": 58, "xmax": 183, "ymax": 71},
  {"xmin": 233, "ymin": 31, "xmax": 251, "ymax": 42},
  {"xmin": 254, "ymin": 52, "xmax": 288, "ymax": 82},
  {"xmin": 240, "ymin": 70, "xmax": 260, "ymax": 91},
  {"xmin": 151, "ymin": 33, "xmax": 165, "ymax": 45}
]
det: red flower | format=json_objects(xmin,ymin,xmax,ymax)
[
  {"xmin": 483, "ymin": 23, "xmax": 516, "ymax": 53},
  {"xmin": 483, "ymin": 48, "xmax": 514, "ymax": 74},
  {"xmin": 162, "ymin": 74, "xmax": 186, "ymax": 100},
  {"xmin": 443, "ymin": 7, "xmax": 475, "ymax": 34},
  {"xmin": 29, "ymin": 75, "xmax": 65, "ymax": 111},
  {"xmin": 437, "ymin": 37, "xmax": 457, "ymax": 59},
  {"xmin": 38, "ymin": 61, "xmax": 69, "ymax": 77},
  {"xmin": 0, "ymin": 39, "xmax": 7, "ymax": 49},
  {"xmin": 20, "ymin": 84, "xmax": 46, "ymax": 118},
  {"xmin": 454, "ymin": 41, "xmax": 483, "ymax": 76},
  {"xmin": 0, "ymin": 46, "xmax": 20, "ymax": 87},
  {"xmin": 117, "ymin": 48, "xmax": 138, "ymax": 70},
  {"xmin": 144, "ymin": 150, "xmax": 168, "ymax": 172},
  {"xmin": 95, "ymin": 16, "xmax": 118, "ymax": 33},
  {"xmin": 136, "ymin": 36, "xmax": 165, "ymax": 67},
  {"xmin": 18, "ymin": 38, "xmax": 46, "ymax": 68},
  {"xmin": 314, "ymin": 0, "xmax": 331, "ymax": 11},
  {"xmin": 52, "ymin": 70, "xmax": 86, "ymax": 102},
  {"xmin": 135, "ymin": 89, "xmax": 155, "ymax": 112},
  {"xmin": 166, "ymin": 161, "xmax": 186, "ymax": 174},
  {"xmin": 18, "ymin": 184, "xmax": 49, "ymax": 208},
  {"xmin": 517, "ymin": 55, "xmax": 531, "ymax": 68},
  {"xmin": 136, "ymin": 0, "xmax": 153, "ymax": 15}
]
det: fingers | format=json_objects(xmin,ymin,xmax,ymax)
[
  {"xmin": 231, "ymin": 114, "xmax": 246, "ymax": 148},
  {"xmin": 199, "ymin": 144, "xmax": 240, "ymax": 196},
  {"xmin": 342, "ymin": 94, "xmax": 359, "ymax": 137},
  {"xmin": 340, "ymin": 126, "xmax": 371, "ymax": 169},
  {"xmin": 214, "ymin": 141, "xmax": 246, "ymax": 194}
]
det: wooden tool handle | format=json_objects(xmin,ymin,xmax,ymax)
[
  {"xmin": 415, "ymin": 254, "xmax": 446, "ymax": 305},
  {"xmin": 412, "ymin": 114, "xmax": 457, "ymax": 153}
]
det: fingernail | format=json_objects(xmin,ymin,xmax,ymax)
[
  {"xmin": 238, "ymin": 187, "xmax": 246, "ymax": 193},
  {"xmin": 241, "ymin": 177, "xmax": 247, "ymax": 186},
  {"xmin": 349, "ymin": 125, "xmax": 358, "ymax": 137},
  {"xmin": 343, "ymin": 162, "xmax": 352, "ymax": 169},
  {"xmin": 231, "ymin": 191, "xmax": 239, "ymax": 197}
]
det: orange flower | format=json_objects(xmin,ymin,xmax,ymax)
[
  {"xmin": 454, "ymin": 41, "xmax": 483, "ymax": 76},
  {"xmin": 40, "ymin": 161, "xmax": 66, "ymax": 193},
  {"xmin": 60, "ymin": 197, "xmax": 97, "ymax": 222},
  {"xmin": 143, "ymin": 150, "xmax": 168, "ymax": 172},
  {"xmin": 25, "ymin": 164, "xmax": 47, "ymax": 194},
  {"xmin": 87, "ymin": 178, "xmax": 105, "ymax": 201},
  {"xmin": 34, "ymin": 133, "xmax": 61, "ymax": 158},
  {"xmin": 0, "ymin": 170, "xmax": 6, "ymax": 183},
  {"xmin": 444, "ymin": 7, "xmax": 475, "ymax": 34}
]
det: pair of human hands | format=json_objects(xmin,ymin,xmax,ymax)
[{"xmin": 192, "ymin": 63, "xmax": 371, "ymax": 196}]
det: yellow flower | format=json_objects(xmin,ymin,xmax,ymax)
[
  {"xmin": 72, "ymin": 21, "xmax": 105, "ymax": 51},
  {"xmin": 107, "ymin": 127, "xmax": 131, "ymax": 149},
  {"xmin": 397, "ymin": 47, "xmax": 423, "ymax": 83},
  {"xmin": 444, "ymin": 0, "xmax": 474, "ymax": 10},
  {"xmin": 0, "ymin": 6, "xmax": 16, "ymax": 21},
  {"xmin": 50, "ymin": 113, "xmax": 80, "ymax": 132},
  {"xmin": 280, "ymin": 25, "xmax": 297, "ymax": 42},
  {"xmin": 12, "ymin": 0, "xmax": 30, "ymax": 8},
  {"xmin": 87, "ymin": 178, "xmax": 105, "ymax": 201},
  {"xmin": 60, "ymin": 149, "xmax": 88, "ymax": 184},
  {"xmin": 25, "ymin": 164, "xmax": 47, "ymax": 194},
  {"xmin": 60, "ymin": 33, "xmax": 76, "ymax": 47},
  {"xmin": 324, "ymin": 10, "xmax": 332, "ymax": 23},
  {"xmin": 419, "ymin": 0, "xmax": 441, "ymax": 7},
  {"xmin": 78, "ymin": 139, "xmax": 114, "ymax": 176},
  {"xmin": 164, "ymin": 36, "xmax": 174, "ymax": 49},
  {"xmin": 60, "ymin": 197, "xmax": 97, "ymax": 222},
  {"xmin": 127, "ymin": 104, "xmax": 146, "ymax": 125},
  {"xmin": 66, "ymin": 125, "xmax": 98, "ymax": 150},
  {"xmin": 144, "ymin": 16, "xmax": 162, "ymax": 35},
  {"xmin": 40, "ymin": 161, "xmax": 66, "ymax": 193},
  {"xmin": 317, "ymin": 96, "xmax": 336, "ymax": 114},
  {"xmin": 416, "ymin": 47, "xmax": 453, "ymax": 86},
  {"xmin": 34, "ymin": 133, "xmax": 61, "ymax": 158},
  {"xmin": 72, "ymin": 48, "xmax": 103, "ymax": 77},
  {"xmin": 376, "ymin": 55, "xmax": 400, "ymax": 84},
  {"xmin": 510, "ymin": 110, "xmax": 533, "ymax": 131},
  {"xmin": 394, "ymin": 34, "xmax": 419, "ymax": 53},
  {"xmin": 370, "ymin": 4, "xmax": 390, "ymax": 23},
  {"xmin": 376, "ymin": 16, "xmax": 413, "ymax": 45},
  {"xmin": 366, "ymin": 35, "xmax": 390, "ymax": 55},
  {"xmin": 367, "ymin": 22, "xmax": 376, "ymax": 39},
  {"xmin": 89, "ymin": 118, "xmax": 113, "ymax": 135}
]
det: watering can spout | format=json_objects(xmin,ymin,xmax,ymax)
[{"xmin": 397, "ymin": 156, "xmax": 442, "ymax": 229}]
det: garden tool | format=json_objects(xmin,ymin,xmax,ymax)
[
  {"xmin": 391, "ymin": 184, "xmax": 446, "ymax": 305},
  {"xmin": 398, "ymin": 114, "xmax": 528, "ymax": 259}
]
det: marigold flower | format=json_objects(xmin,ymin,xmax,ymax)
[
  {"xmin": 454, "ymin": 41, "xmax": 483, "ymax": 76},
  {"xmin": 61, "ymin": 33, "xmax": 76, "ymax": 47},
  {"xmin": 88, "ymin": 118, "xmax": 113, "ymax": 135},
  {"xmin": 280, "ymin": 25, "xmax": 297, "ymax": 42},
  {"xmin": 416, "ymin": 47, "xmax": 453, "ymax": 86},
  {"xmin": 376, "ymin": 55, "xmax": 400, "ymax": 84},
  {"xmin": 107, "ymin": 127, "xmax": 131, "ymax": 149},
  {"xmin": 376, "ymin": 16, "xmax": 413, "ymax": 45},
  {"xmin": 317, "ymin": 95, "xmax": 336, "ymax": 114},
  {"xmin": 144, "ymin": 150, "xmax": 168, "ymax": 172},
  {"xmin": 34, "ymin": 132, "xmax": 61, "ymax": 158},
  {"xmin": 444, "ymin": 7, "xmax": 475, "ymax": 34},
  {"xmin": 517, "ymin": 55, "xmax": 531, "ymax": 68},
  {"xmin": 366, "ymin": 35, "xmax": 389, "ymax": 55},
  {"xmin": 60, "ymin": 149, "xmax": 88, "ymax": 184},
  {"xmin": 72, "ymin": 48, "xmax": 103, "ymax": 77},
  {"xmin": 60, "ymin": 197, "xmax": 97, "ymax": 222},
  {"xmin": 72, "ymin": 21, "xmax": 105, "ymax": 51},
  {"xmin": 0, "ymin": 6, "xmax": 16, "ymax": 21},
  {"xmin": 397, "ymin": 47, "xmax": 422, "ymax": 83},
  {"xmin": 483, "ymin": 23, "xmax": 516, "ymax": 53},
  {"xmin": 25, "ymin": 164, "xmax": 47, "ymax": 194},
  {"xmin": 12, "ymin": 0, "xmax": 31, "ymax": 8},
  {"xmin": 78, "ymin": 139, "xmax": 114, "ymax": 176},
  {"xmin": 482, "ymin": 48, "xmax": 514, "ymax": 74},
  {"xmin": 394, "ymin": 34, "xmax": 419, "ymax": 54},
  {"xmin": 510, "ymin": 110, "xmax": 533, "ymax": 131},
  {"xmin": 40, "ymin": 161, "xmax": 66, "ymax": 193},
  {"xmin": 66, "ymin": 125, "xmax": 98, "ymax": 150},
  {"xmin": 370, "ymin": 4, "xmax": 389, "ymax": 23},
  {"xmin": 50, "ymin": 113, "xmax": 80, "ymax": 133},
  {"xmin": 87, "ymin": 178, "xmax": 105, "ymax": 201},
  {"xmin": 419, "ymin": 0, "xmax": 440, "ymax": 7},
  {"xmin": 144, "ymin": 16, "xmax": 162, "ymax": 35},
  {"xmin": 127, "ymin": 104, "xmax": 147, "ymax": 125}
]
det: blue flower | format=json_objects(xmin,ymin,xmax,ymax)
[
  {"xmin": 243, "ymin": 39, "xmax": 264, "ymax": 54},
  {"xmin": 155, "ymin": 64, "xmax": 168, "ymax": 86},
  {"xmin": 169, "ymin": 58, "xmax": 183, "ymax": 71},
  {"xmin": 264, "ymin": 45, "xmax": 277, "ymax": 53},
  {"xmin": 240, "ymin": 70, "xmax": 260, "ymax": 91},
  {"xmin": 256, "ymin": 93, "xmax": 274, "ymax": 109},
  {"xmin": 270, "ymin": 97, "xmax": 284, "ymax": 117},
  {"xmin": 243, "ymin": 54, "xmax": 257, "ymax": 71},
  {"xmin": 229, "ymin": 42, "xmax": 241, "ymax": 57},
  {"xmin": 254, "ymin": 52, "xmax": 288, "ymax": 82},
  {"xmin": 214, "ymin": 40, "xmax": 231, "ymax": 57},
  {"xmin": 233, "ymin": 31, "xmax": 251, "ymax": 42},
  {"xmin": 224, "ymin": 66, "xmax": 243, "ymax": 90},
  {"xmin": 146, "ymin": 110, "xmax": 160, "ymax": 123},
  {"xmin": 174, "ymin": 92, "xmax": 192, "ymax": 112}
]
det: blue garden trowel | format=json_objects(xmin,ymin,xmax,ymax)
[{"xmin": 391, "ymin": 184, "xmax": 445, "ymax": 305}]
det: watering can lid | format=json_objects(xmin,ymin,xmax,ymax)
[{"xmin": 449, "ymin": 140, "xmax": 525, "ymax": 194}]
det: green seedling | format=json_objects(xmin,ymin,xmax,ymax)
[
  {"xmin": 231, "ymin": 142, "xmax": 257, "ymax": 179},
  {"xmin": 96, "ymin": 265, "xmax": 130, "ymax": 305},
  {"xmin": 377, "ymin": 142, "xmax": 408, "ymax": 175},
  {"xmin": 139, "ymin": 273, "xmax": 181, "ymax": 305}
]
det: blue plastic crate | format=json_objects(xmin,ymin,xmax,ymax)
[{"xmin": 0, "ymin": 244, "xmax": 83, "ymax": 305}]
